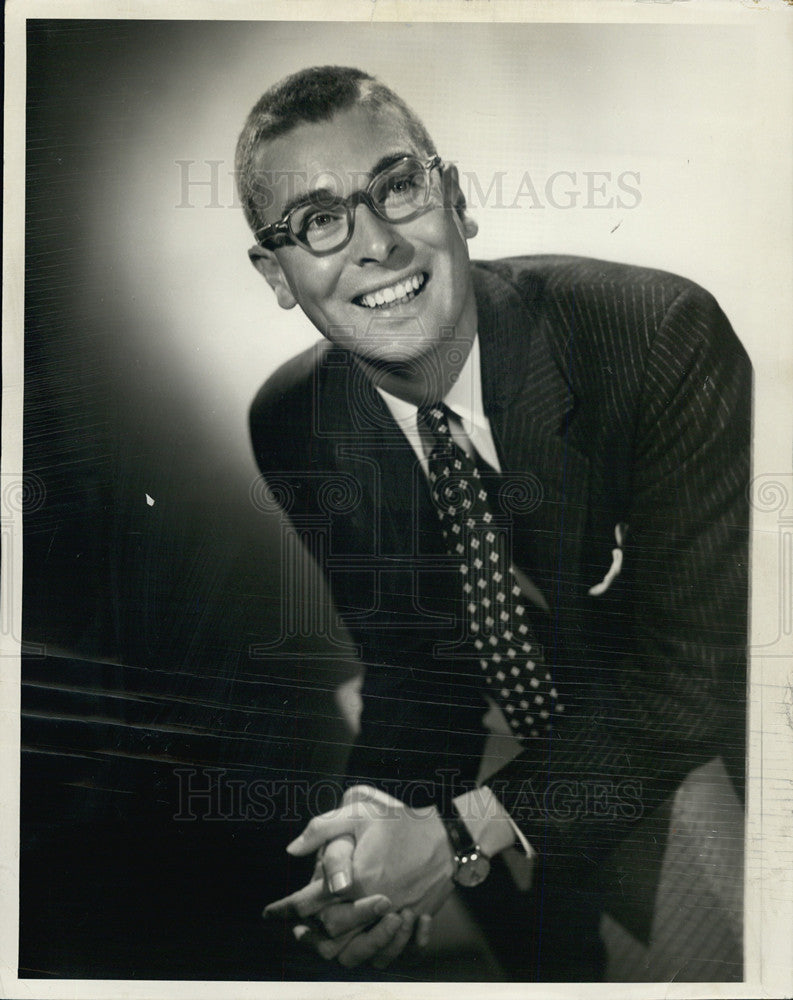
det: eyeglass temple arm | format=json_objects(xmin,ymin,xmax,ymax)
[{"xmin": 255, "ymin": 219, "xmax": 290, "ymax": 250}]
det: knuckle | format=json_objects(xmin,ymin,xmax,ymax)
[
  {"xmin": 293, "ymin": 898, "xmax": 315, "ymax": 920},
  {"xmin": 377, "ymin": 914, "xmax": 401, "ymax": 944},
  {"xmin": 343, "ymin": 784, "xmax": 377, "ymax": 812},
  {"xmin": 332, "ymin": 833, "xmax": 355, "ymax": 854},
  {"xmin": 317, "ymin": 939, "xmax": 338, "ymax": 960},
  {"xmin": 321, "ymin": 842, "xmax": 340, "ymax": 863},
  {"xmin": 338, "ymin": 948, "xmax": 362, "ymax": 969},
  {"xmin": 319, "ymin": 911, "xmax": 340, "ymax": 937},
  {"xmin": 343, "ymin": 783, "xmax": 366, "ymax": 801}
]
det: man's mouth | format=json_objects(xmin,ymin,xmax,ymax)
[{"xmin": 354, "ymin": 272, "xmax": 428, "ymax": 309}]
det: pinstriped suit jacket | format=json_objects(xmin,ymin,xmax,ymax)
[{"xmin": 250, "ymin": 255, "xmax": 751, "ymax": 878}]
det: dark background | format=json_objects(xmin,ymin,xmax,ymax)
[{"xmin": 21, "ymin": 20, "xmax": 357, "ymax": 979}]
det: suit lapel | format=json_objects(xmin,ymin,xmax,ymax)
[
  {"xmin": 315, "ymin": 348, "xmax": 438, "ymax": 559},
  {"xmin": 472, "ymin": 263, "xmax": 590, "ymax": 603}
]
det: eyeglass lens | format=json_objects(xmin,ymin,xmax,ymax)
[{"xmin": 290, "ymin": 157, "xmax": 435, "ymax": 252}]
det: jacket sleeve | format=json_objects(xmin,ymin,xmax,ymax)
[
  {"xmin": 248, "ymin": 368, "xmax": 365, "ymax": 701},
  {"xmin": 488, "ymin": 283, "xmax": 751, "ymax": 869}
]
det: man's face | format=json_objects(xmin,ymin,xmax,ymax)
[{"xmin": 251, "ymin": 103, "xmax": 477, "ymax": 373}]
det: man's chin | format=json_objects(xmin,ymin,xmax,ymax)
[
  {"xmin": 353, "ymin": 341, "xmax": 437, "ymax": 373},
  {"xmin": 349, "ymin": 341, "xmax": 461, "ymax": 405}
]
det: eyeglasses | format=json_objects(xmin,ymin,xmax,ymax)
[{"xmin": 254, "ymin": 154, "xmax": 443, "ymax": 257}]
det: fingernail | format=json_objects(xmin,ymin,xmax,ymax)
[
  {"xmin": 385, "ymin": 913, "xmax": 401, "ymax": 931},
  {"xmin": 329, "ymin": 871, "xmax": 350, "ymax": 893},
  {"xmin": 374, "ymin": 897, "xmax": 391, "ymax": 916}
]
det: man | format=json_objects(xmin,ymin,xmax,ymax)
[{"xmin": 237, "ymin": 66, "xmax": 750, "ymax": 980}]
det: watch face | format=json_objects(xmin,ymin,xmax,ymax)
[{"xmin": 454, "ymin": 851, "xmax": 491, "ymax": 887}]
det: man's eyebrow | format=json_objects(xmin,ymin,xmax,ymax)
[
  {"xmin": 280, "ymin": 188, "xmax": 336, "ymax": 219},
  {"xmin": 279, "ymin": 151, "xmax": 414, "ymax": 219},
  {"xmin": 369, "ymin": 151, "xmax": 414, "ymax": 179}
]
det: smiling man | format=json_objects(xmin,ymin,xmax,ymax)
[
  {"xmin": 237, "ymin": 66, "xmax": 751, "ymax": 981},
  {"xmin": 244, "ymin": 97, "xmax": 478, "ymax": 401}
]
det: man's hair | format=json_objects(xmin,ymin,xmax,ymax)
[{"xmin": 235, "ymin": 66, "xmax": 437, "ymax": 235}]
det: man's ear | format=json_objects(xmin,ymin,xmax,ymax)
[
  {"xmin": 248, "ymin": 245, "xmax": 298, "ymax": 310},
  {"xmin": 441, "ymin": 162, "xmax": 478, "ymax": 240}
]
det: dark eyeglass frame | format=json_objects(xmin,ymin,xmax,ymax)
[{"xmin": 253, "ymin": 154, "xmax": 443, "ymax": 257}]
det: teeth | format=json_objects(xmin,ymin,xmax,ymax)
[{"xmin": 359, "ymin": 272, "xmax": 426, "ymax": 309}]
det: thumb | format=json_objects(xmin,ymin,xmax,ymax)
[
  {"xmin": 320, "ymin": 833, "xmax": 355, "ymax": 895},
  {"xmin": 286, "ymin": 807, "xmax": 357, "ymax": 856}
]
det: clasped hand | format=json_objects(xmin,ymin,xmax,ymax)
[{"xmin": 263, "ymin": 785, "xmax": 455, "ymax": 969}]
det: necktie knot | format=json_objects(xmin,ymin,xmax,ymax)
[{"xmin": 417, "ymin": 402, "xmax": 453, "ymax": 442}]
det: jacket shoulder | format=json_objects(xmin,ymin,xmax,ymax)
[
  {"xmin": 249, "ymin": 340, "xmax": 330, "ymax": 473},
  {"xmin": 473, "ymin": 254, "xmax": 746, "ymax": 363},
  {"xmin": 250, "ymin": 341, "xmax": 327, "ymax": 414},
  {"xmin": 474, "ymin": 254, "xmax": 704, "ymax": 315}
]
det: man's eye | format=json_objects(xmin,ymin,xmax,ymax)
[
  {"xmin": 388, "ymin": 172, "xmax": 421, "ymax": 195},
  {"xmin": 298, "ymin": 209, "xmax": 345, "ymax": 237},
  {"xmin": 306, "ymin": 212, "xmax": 336, "ymax": 231}
]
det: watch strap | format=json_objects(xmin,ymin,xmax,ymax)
[{"xmin": 441, "ymin": 808, "xmax": 477, "ymax": 860}]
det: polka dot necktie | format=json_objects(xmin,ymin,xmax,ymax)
[{"xmin": 418, "ymin": 402, "xmax": 563, "ymax": 739}]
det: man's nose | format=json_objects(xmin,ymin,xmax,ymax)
[{"xmin": 348, "ymin": 203, "xmax": 401, "ymax": 265}]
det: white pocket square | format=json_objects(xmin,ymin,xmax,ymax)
[{"xmin": 588, "ymin": 522, "xmax": 628, "ymax": 596}]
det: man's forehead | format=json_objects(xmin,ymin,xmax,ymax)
[{"xmin": 252, "ymin": 104, "xmax": 417, "ymax": 216}]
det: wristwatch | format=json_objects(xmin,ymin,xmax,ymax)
[{"xmin": 441, "ymin": 807, "xmax": 491, "ymax": 888}]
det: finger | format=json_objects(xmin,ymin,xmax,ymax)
[
  {"xmin": 306, "ymin": 896, "xmax": 391, "ymax": 958},
  {"xmin": 416, "ymin": 913, "xmax": 433, "ymax": 950},
  {"xmin": 292, "ymin": 923, "xmax": 357, "ymax": 962},
  {"xmin": 263, "ymin": 878, "xmax": 327, "ymax": 921},
  {"xmin": 341, "ymin": 783, "xmax": 387, "ymax": 805},
  {"xmin": 311, "ymin": 843, "xmax": 326, "ymax": 881},
  {"xmin": 286, "ymin": 809, "xmax": 358, "ymax": 856},
  {"xmin": 371, "ymin": 909, "xmax": 416, "ymax": 970},
  {"xmin": 336, "ymin": 912, "xmax": 403, "ymax": 969},
  {"xmin": 318, "ymin": 894, "xmax": 393, "ymax": 939},
  {"xmin": 320, "ymin": 833, "xmax": 355, "ymax": 896},
  {"xmin": 341, "ymin": 784, "xmax": 404, "ymax": 811},
  {"xmin": 315, "ymin": 927, "xmax": 357, "ymax": 961}
]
